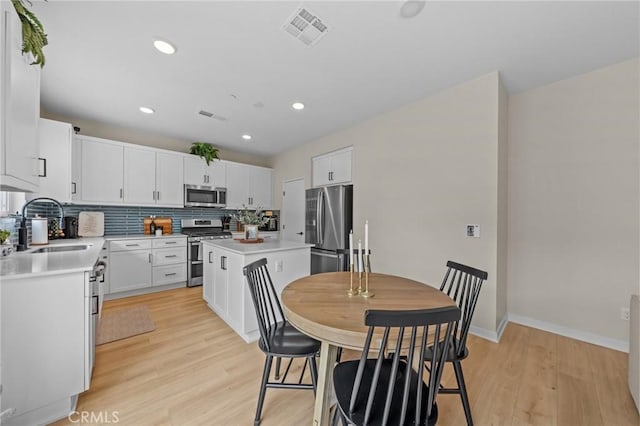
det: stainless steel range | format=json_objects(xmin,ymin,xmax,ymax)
[{"xmin": 182, "ymin": 219, "xmax": 232, "ymax": 287}]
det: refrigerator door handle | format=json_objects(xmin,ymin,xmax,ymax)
[{"xmin": 318, "ymin": 190, "xmax": 325, "ymax": 246}]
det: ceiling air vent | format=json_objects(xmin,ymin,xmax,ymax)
[
  {"xmin": 198, "ymin": 110, "xmax": 228, "ymax": 121},
  {"xmin": 282, "ymin": 7, "xmax": 329, "ymax": 46}
]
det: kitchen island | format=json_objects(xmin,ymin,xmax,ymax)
[{"xmin": 202, "ymin": 239, "xmax": 313, "ymax": 342}]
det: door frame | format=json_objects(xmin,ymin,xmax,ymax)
[{"xmin": 281, "ymin": 177, "xmax": 305, "ymax": 242}]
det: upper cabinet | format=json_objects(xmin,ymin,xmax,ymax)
[
  {"xmin": 226, "ymin": 163, "xmax": 273, "ymax": 210},
  {"xmin": 0, "ymin": 2, "xmax": 41, "ymax": 192},
  {"xmin": 80, "ymin": 138, "xmax": 124, "ymax": 203},
  {"xmin": 184, "ymin": 156, "xmax": 226, "ymax": 188},
  {"xmin": 77, "ymin": 137, "xmax": 185, "ymax": 207},
  {"xmin": 26, "ymin": 119, "xmax": 73, "ymax": 202},
  {"xmin": 312, "ymin": 147, "xmax": 353, "ymax": 187},
  {"xmin": 155, "ymin": 152, "xmax": 184, "ymax": 206}
]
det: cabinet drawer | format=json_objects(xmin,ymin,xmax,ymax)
[
  {"xmin": 110, "ymin": 239, "xmax": 153, "ymax": 252},
  {"xmin": 152, "ymin": 237, "xmax": 187, "ymax": 249},
  {"xmin": 152, "ymin": 247, "xmax": 187, "ymax": 266},
  {"xmin": 153, "ymin": 263, "xmax": 187, "ymax": 286}
]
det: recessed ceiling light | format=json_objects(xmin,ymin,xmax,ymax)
[
  {"xmin": 399, "ymin": 1, "xmax": 426, "ymax": 19},
  {"xmin": 292, "ymin": 102, "xmax": 305, "ymax": 110},
  {"xmin": 153, "ymin": 38, "xmax": 176, "ymax": 55},
  {"xmin": 139, "ymin": 106, "xmax": 155, "ymax": 114},
  {"xmin": 242, "ymin": 134, "xmax": 252, "ymax": 140}
]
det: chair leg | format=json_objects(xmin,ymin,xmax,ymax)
[
  {"xmin": 274, "ymin": 357, "xmax": 282, "ymax": 380},
  {"xmin": 452, "ymin": 360, "xmax": 473, "ymax": 426},
  {"xmin": 308, "ymin": 355, "xmax": 319, "ymax": 396},
  {"xmin": 254, "ymin": 355, "xmax": 273, "ymax": 426}
]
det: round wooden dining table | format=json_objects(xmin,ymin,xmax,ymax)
[{"xmin": 281, "ymin": 271, "xmax": 456, "ymax": 426}]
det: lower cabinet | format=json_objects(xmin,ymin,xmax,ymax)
[
  {"xmin": 202, "ymin": 243, "xmax": 310, "ymax": 342},
  {"xmin": 108, "ymin": 236, "xmax": 187, "ymax": 295}
]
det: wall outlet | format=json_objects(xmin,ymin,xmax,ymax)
[
  {"xmin": 275, "ymin": 260, "xmax": 283, "ymax": 272},
  {"xmin": 620, "ymin": 307, "xmax": 630, "ymax": 321},
  {"xmin": 466, "ymin": 224, "xmax": 480, "ymax": 238}
]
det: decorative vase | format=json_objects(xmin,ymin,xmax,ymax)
[{"xmin": 244, "ymin": 224, "xmax": 259, "ymax": 241}]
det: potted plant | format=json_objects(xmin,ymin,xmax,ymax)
[
  {"xmin": 190, "ymin": 142, "xmax": 220, "ymax": 165},
  {"xmin": 233, "ymin": 205, "xmax": 269, "ymax": 241},
  {"xmin": 11, "ymin": 0, "xmax": 48, "ymax": 67}
]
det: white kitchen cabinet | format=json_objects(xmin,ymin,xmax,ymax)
[
  {"xmin": 184, "ymin": 156, "xmax": 226, "ymax": 188},
  {"xmin": 226, "ymin": 162, "xmax": 273, "ymax": 209},
  {"xmin": 108, "ymin": 236, "xmax": 187, "ymax": 295},
  {"xmin": 0, "ymin": 2, "xmax": 40, "ymax": 192},
  {"xmin": 202, "ymin": 241, "xmax": 310, "ymax": 342},
  {"xmin": 1, "ymin": 271, "xmax": 88, "ymax": 425},
  {"xmin": 71, "ymin": 137, "xmax": 82, "ymax": 201},
  {"xmin": 26, "ymin": 118, "xmax": 73, "ymax": 202},
  {"xmin": 124, "ymin": 146, "xmax": 156, "ymax": 204},
  {"xmin": 203, "ymin": 245, "xmax": 214, "ymax": 305},
  {"xmin": 156, "ymin": 152, "xmax": 184, "ymax": 206},
  {"xmin": 250, "ymin": 166, "xmax": 273, "ymax": 209},
  {"xmin": 312, "ymin": 147, "xmax": 352, "ymax": 187},
  {"xmin": 81, "ymin": 138, "xmax": 124, "ymax": 203},
  {"xmin": 109, "ymin": 249, "xmax": 152, "ymax": 292}
]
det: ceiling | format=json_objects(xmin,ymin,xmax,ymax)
[{"xmin": 33, "ymin": 1, "xmax": 639, "ymax": 157}]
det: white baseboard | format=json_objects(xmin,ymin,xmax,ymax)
[
  {"xmin": 468, "ymin": 312, "xmax": 509, "ymax": 343},
  {"xmin": 508, "ymin": 313, "xmax": 629, "ymax": 353}
]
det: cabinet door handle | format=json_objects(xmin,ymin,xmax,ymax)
[
  {"xmin": 221, "ymin": 256, "xmax": 227, "ymax": 270},
  {"xmin": 157, "ymin": 191, "xmax": 160, "ymax": 201},
  {"xmin": 208, "ymin": 252, "xmax": 213, "ymax": 263},
  {"xmin": 164, "ymin": 272, "xmax": 177, "ymax": 277},
  {"xmin": 165, "ymin": 254, "xmax": 178, "ymax": 258},
  {"xmin": 296, "ymin": 232, "xmax": 303, "ymax": 235},
  {"xmin": 120, "ymin": 188, "xmax": 123, "ymax": 199},
  {"xmin": 125, "ymin": 244, "xmax": 139, "ymax": 247},
  {"xmin": 149, "ymin": 253, "xmax": 153, "ymax": 263},
  {"xmin": 71, "ymin": 182, "xmax": 77, "ymax": 194},
  {"xmin": 165, "ymin": 241, "xmax": 177, "ymax": 245},
  {"xmin": 38, "ymin": 158, "xmax": 47, "ymax": 177}
]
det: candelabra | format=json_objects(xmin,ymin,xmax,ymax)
[
  {"xmin": 360, "ymin": 254, "xmax": 374, "ymax": 298},
  {"xmin": 347, "ymin": 264, "xmax": 358, "ymax": 296}
]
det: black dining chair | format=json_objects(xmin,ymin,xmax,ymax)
[
  {"xmin": 243, "ymin": 258, "xmax": 320, "ymax": 426},
  {"xmin": 426, "ymin": 260, "xmax": 488, "ymax": 426},
  {"xmin": 332, "ymin": 305, "xmax": 461, "ymax": 426}
]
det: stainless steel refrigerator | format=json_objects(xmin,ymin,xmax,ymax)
[{"xmin": 305, "ymin": 185, "xmax": 353, "ymax": 274}]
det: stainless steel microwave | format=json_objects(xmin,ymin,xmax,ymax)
[{"xmin": 184, "ymin": 185, "xmax": 227, "ymax": 208}]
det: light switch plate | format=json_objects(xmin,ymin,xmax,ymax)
[
  {"xmin": 466, "ymin": 224, "xmax": 480, "ymax": 238},
  {"xmin": 275, "ymin": 260, "xmax": 283, "ymax": 272}
]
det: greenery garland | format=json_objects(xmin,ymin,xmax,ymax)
[
  {"xmin": 190, "ymin": 142, "xmax": 220, "ymax": 165},
  {"xmin": 11, "ymin": 0, "xmax": 48, "ymax": 67}
]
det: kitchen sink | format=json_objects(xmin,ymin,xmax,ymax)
[{"xmin": 30, "ymin": 244, "xmax": 92, "ymax": 254}]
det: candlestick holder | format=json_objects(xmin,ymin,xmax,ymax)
[
  {"xmin": 360, "ymin": 254, "xmax": 374, "ymax": 298},
  {"xmin": 347, "ymin": 264, "xmax": 358, "ymax": 296},
  {"xmin": 357, "ymin": 269, "xmax": 363, "ymax": 294}
]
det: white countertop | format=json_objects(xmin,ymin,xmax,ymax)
[
  {"xmin": 203, "ymin": 239, "xmax": 313, "ymax": 255},
  {"xmin": 104, "ymin": 233, "xmax": 187, "ymax": 241},
  {"xmin": 0, "ymin": 238, "xmax": 105, "ymax": 280}
]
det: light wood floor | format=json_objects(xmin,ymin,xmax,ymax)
[{"xmin": 52, "ymin": 287, "xmax": 639, "ymax": 426}]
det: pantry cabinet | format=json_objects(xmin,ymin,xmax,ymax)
[
  {"xmin": 312, "ymin": 147, "xmax": 352, "ymax": 187},
  {"xmin": 0, "ymin": 2, "xmax": 41, "ymax": 192}
]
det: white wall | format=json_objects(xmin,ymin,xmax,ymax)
[
  {"xmin": 271, "ymin": 72, "xmax": 505, "ymax": 334},
  {"xmin": 507, "ymin": 58, "xmax": 640, "ymax": 346},
  {"xmin": 40, "ymin": 110, "xmax": 270, "ymax": 167}
]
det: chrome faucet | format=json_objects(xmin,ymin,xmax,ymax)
[{"xmin": 17, "ymin": 197, "xmax": 65, "ymax": 251}]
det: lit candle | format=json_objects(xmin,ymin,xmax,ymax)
[
  {"xmin": 349, "ymin": 230, "xmax": 354, "ymax": 266},
  {"xmin": 364, "ymin": 220, "xmax": 369, "ymax": 254},
  {"xmin": 358, "ymin": 239, "xmax": 363, "ymax": 273}
]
